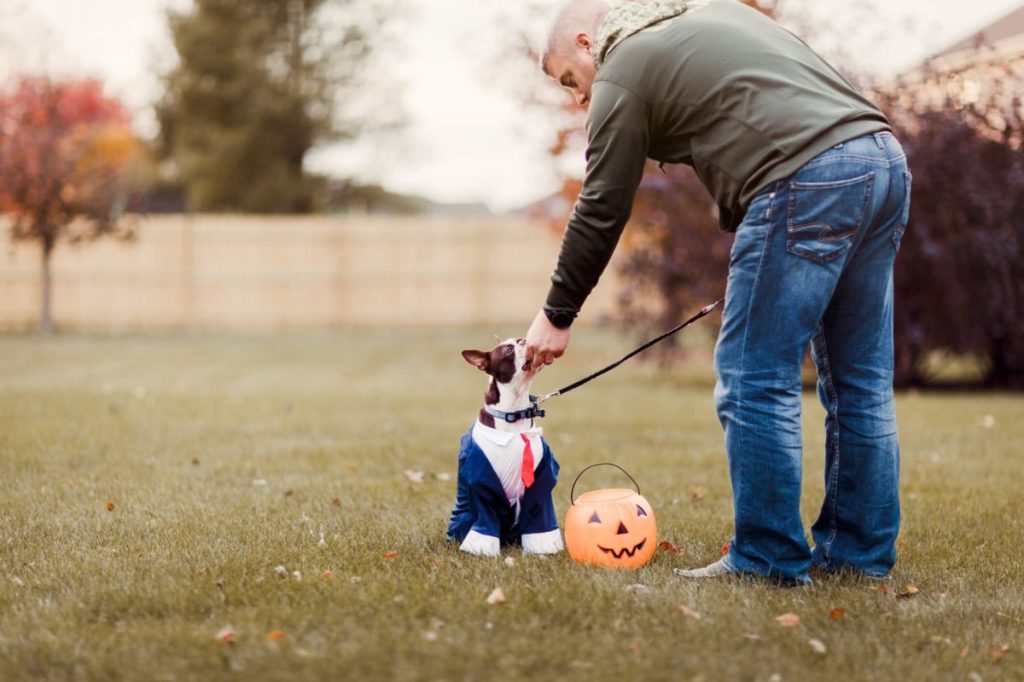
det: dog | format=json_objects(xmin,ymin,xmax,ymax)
[{"xmin": 446, "ymin": 337, "xmax": 564, "ymax": 556}]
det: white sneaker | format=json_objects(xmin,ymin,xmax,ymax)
[{"xmin": 673, "ymin": 558, "xmax": 736, "ymax": 579}]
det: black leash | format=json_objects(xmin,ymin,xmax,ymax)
[{"xmin": 527, "ymin": 297, "xmax": 724, "ymax": 417}]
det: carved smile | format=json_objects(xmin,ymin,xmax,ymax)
[{"xmin": 597, "ymin": 539, "xmax": 646, "ymax": 559}]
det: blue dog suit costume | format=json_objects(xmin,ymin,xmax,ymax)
[{"xmin": 447, "ymin": 422, "xmax": 564, "ymax": 556}]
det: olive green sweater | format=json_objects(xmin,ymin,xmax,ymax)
[{"xmin": 545, "ymin": 0, "xmax": 890, "ymax": 318}]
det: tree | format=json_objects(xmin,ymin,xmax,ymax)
[
  {"xmin": 877, "ymin": 62, "xmax": 1024, "ymax": 387},
  {"xmin": 157, "ymin": 0, "xmax": 382, "ymax": 213},
  {"xmin": 0, "ymin": 77, "xmax": 143, "ymax": 333}
]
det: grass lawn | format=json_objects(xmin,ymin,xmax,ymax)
[{"xmin": 1, "ymin": 330, "xmax": 1021, "ymax": 681}]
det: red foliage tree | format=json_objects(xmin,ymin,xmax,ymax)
[{"xmin": 0, "ymin": 77, "xmax": 143, "ymax": 332}]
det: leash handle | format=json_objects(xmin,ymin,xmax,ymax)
[{"xmin": 570, "ymin": 462, "xmax": 641, "ymax": 505}]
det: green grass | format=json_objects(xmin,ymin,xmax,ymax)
[{"xmin": 0, "ymin": 330, "xmax": 1021, "ymax": 681}]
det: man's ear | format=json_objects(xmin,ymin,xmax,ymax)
[
  {"xmin": 575, "ymin": 32, "xmax": 593, "ymax": 51},
  {"xmin": 461, "ymin": 350, "xmax": 490, "ymax": 373}
]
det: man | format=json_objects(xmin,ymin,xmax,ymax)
[{"xmin": 525, "ymin": 0, "xmax": 910, "ymax": 585}]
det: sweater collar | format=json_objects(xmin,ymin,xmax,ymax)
[{"xmin": 594, "ymin": 1, "xmax": 689, "ymax": 70}]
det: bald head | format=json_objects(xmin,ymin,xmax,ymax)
[{"xmin": 541, "ymin": 0, "xmax": 612, "ymax": 76}]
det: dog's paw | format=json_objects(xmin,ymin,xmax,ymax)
[{"xmin": 459, "ymin": 530, "xmax": 501, "ymax": 557}]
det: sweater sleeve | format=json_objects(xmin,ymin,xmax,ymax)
[{"xmin": 545, "ymin": 80, "xmax": 649, "ymax": 316}]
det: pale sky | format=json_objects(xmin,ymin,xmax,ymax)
[{"xmin": 1, "ymin": 0, "xmax": 1020, "ymax": 211}]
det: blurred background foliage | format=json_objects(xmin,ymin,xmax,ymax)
[{"xmin": 0, "ymin": 0, "xmax": 1021, "ymax": 387}]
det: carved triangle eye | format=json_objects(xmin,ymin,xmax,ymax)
[
  {"xmin": 636, "ymin": 505, "xmax": 648, "ymax": 517},
  {"xmin": 588, "ymin": 511, "xmax": 601, "ymax": 524}
]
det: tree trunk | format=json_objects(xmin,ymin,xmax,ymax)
[{"xmin": 40, "ymin": 238, "xmax": 54, "ymax": 334}]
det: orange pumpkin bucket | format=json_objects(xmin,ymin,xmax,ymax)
[{"xmin": 564, "ymin": 463, "xmax": 657, "ymax": 569}]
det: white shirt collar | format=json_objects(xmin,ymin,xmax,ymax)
[{"xmin": 473, "ymin": 420, "xmax": 543, "ymax": 447}]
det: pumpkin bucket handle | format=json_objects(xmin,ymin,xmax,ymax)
[{"xmin": 570, "ymin": 462, "xmax": 641, "ymax": 505}]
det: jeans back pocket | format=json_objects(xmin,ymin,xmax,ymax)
[{"xmin": 786, "ymin": 172, "xmax": 874, "ymax": 264}]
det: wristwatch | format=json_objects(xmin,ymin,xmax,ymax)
[{"xmin": 544, "ymin": 308, "xmax": 576, "ymax": 330}]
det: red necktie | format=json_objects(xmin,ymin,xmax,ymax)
[{"xmin": 520, "ymin": 433, "xmax": 535, "ymax": 488}]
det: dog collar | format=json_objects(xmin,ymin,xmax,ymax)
[{"xmin": 483, "ymin": 397, "xmax": 546, "ymax": 424}]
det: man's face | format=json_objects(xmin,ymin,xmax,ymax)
[{"xmin": 546, "ymin": 34, "xmax": 597, "ymax": 108}]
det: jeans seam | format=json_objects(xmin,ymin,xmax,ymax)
[
  {"xmin": 732, "ymin": 206, "xmax": 777, "ymax": 543},
  {"xmin": 815, "ymin": 323, "xmax": 841, "ymax": 562}
]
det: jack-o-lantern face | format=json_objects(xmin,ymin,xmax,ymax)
[{"xmin": 564, "ymin": 488, "xmax": 657, "ymax": 569}]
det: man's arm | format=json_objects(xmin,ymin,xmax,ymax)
[{"xmin": 528, "ymin": 80, "xmax": 649, "ymax": 365}]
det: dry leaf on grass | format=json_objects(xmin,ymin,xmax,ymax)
[
  {"xmin": 382, "ymin": 550, "xmax": 398, "ymax": 559},
  {"xmin": 988, "ymin": 646, "xmax": 1010, "ymax": 662},
  {"xmin": 659, "ymin": 540, "xmax": 683, "ymax": 554},
  {"xmin": 403, "ymin": 470, "xmax": 426, "ymax": 484},
  {"xmin": 809, "ymin": 639, "xmax": 827, "ymax": 655},
  {"xmin": 215, "ymin": 627, "xmax": 235, "ymax": 645},
  {"xmin": 331, "ymin": 497, "xmax": 341, "ymax": 507},
  {"xmin": 829, "ymin": 608, "xmax": 847, "ymax": 620},
  {"xmin": 486, "ymin": 587, "xmax": 506, "ymax": 605},
  {"xmin": 322, "ymin": 570, "xmax": 333, "ymax": 580},
  {"xmin": 625, "ymin": 584, "xmax": 652, "ymax": 595},
  {"xmin": 721, "ymin": 541, "xmax": 731, "ymax": 556},
  {"xmin": 775, "ymin": 613, "xmax": 801, "ymax": 627},
  {"xmin": 960, "ymin": 647, "xmax": 970, "ymax": 659},
  {"xmin": 504, "ymin": 557, "xmax": 515, "ymax": 567},
  {"xmin": 679, "ymin": 605, "xmax": 702, "ymax": 620},
  {"xmin": 266, "ymin": 630, "xmax": 287, "ymax": 642},
  {"xmin": 897, "ymin": 584, "xmax": 919, "ymax": 599},
  {"xmin": 435, "ymin": 472, "xmax": 452, "ymax": 482},
  {"xmin": 274, "ymin": 565, "xmax": 288, "ymax": 579},
  {"xmin": 691, "ymin": 486, "xmax": 706, "ymax": 502},
  {"xmin": 105, "ymin": 502, "xmax": 115, "ymax": 511}
]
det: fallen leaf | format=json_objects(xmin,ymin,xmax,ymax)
[
  {"xmin": 11, "ymin": 576, "xmax": 24, "ymax": 587},
  {"xmin": 624, "ymin": 584, "xmax": 651, "ymax": 595},
  {"xmin": 423, "ymin": 630, "xmax": 439, "ymax": 642},
  {"xmin": 322, "ymin": 570, "xmax": 333, "ymax": 580},
  {"xmin": 252, "ymin": 479, "xmax": 268, "ymax": 487},
  {"xmin": 382, "ymin": 550, "xmax": 398, "ymax": 559},
  {"xmin": 721, "ymin": 541, "xmax": 731, "ymax": 556},
  {"xmin": 897, "ymin": 584, "xmax": 919, "ymax": 599},
  {"xmin": 331, "ymin": 497, "xmax": 341, "ymax": 507},
  {"xmin": 435, "ymin": 472, "xmax": 452, "ymax": 482},
  {"xmin": 691, "ymin": 486, "xmax": 706, "ymax": 502},
  {"xmin": 291, "ymin": 570, "xmax": 302, "ymax": 581},
  {"xmin": 274, "ymin": 565, "xmax": 288, "ymax": 579},
  {"xmin": 266, "ymin": 630, "xmax": 287, "ymax": 642},
  {"xmin": 988, "ymin": 645, "xmax": 1010, "ymax": 662},
  {"xmin": 829, "ymin": 608, "xmax": 847, "ymax": 620},
  {"xmin": 775, "ymin": 613, "xmax": 801, "ymax": 627},
  {"xmin": 105, "ymin": 502, "xmax": 115, "ymax": 512},
  {"xmin": 809, "ymin": 638, "xmax": 827, "ymax": 655},
  {"xmin": 403, "ymin": 470, "xmax": 426, "ymax": 483},
  {"xmin": 896, "ymin": 539, "xmax": 906, "ymax": 549},
  {"xmin": 959, "ymin": 647, "xmax": 970, "ymax": 659},
  {"xmin": 877, "ymin": 584, "xmax": 889, "ymax": 595},
  {"xmin": 215, "ymin": 626, "xmax": 235, "ymax": 645},
  {"xmin": 659, "ymin": 540, "xmax": 684, "ymax": 554},
  {"xmin": 742, "ymin": 633, "xmax": 763, "ymax": 642},
  {"xmin": 191, "ymin": 458, "xmax": 200, "ymax": 466},
  {"xmin": 504, "ymin": 557, "xmax": 515, "ymax": 567},
  {"xmin": 486, "ymin": 587, "xmax": 506, "ymax": 605},
  {"xmin": 679, "ymin": 605, "xmax": 702, "ymax": 620}
]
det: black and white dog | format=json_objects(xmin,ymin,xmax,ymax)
[{"xmin": 446, "ymin": 338, "xmax": 564, "ymax": 556}]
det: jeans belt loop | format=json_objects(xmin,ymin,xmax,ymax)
[{"xmin": 873, "ymin": 132, "xmax": 885, "ymax": 150}]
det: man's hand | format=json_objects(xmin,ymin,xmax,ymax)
[{"xmin": 526, "ymin": 309, "xmax": 571, "ymax": 368}]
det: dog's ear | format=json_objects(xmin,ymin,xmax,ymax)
[{"xmin": 461, "ymin": 349, "xmax": 490, "ymax": 373}]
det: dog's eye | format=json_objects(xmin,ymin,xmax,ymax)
[{"xmin": 505, "ymin": 346, "xmax": 514, "ymax": 356}]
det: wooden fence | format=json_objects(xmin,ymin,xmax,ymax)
[{"xmin": 0, "ymin": 215, "xmax": 621, "ymax": 331}]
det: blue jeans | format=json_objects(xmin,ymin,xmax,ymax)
[{"xmin": 715, "ymin": 131, "xmax": 911, "ymax": 584}]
